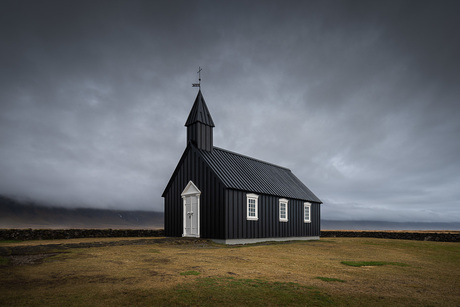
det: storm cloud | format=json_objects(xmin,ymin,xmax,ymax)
[{"xmin": 1, "ymin": 0, "xmax": 459, "ymax": 222}]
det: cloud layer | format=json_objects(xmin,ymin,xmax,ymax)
[{"xmin": 1, "ymin": 0, "xmax": 459, "ymax": 222}]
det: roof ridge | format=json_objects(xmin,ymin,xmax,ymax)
[
  {"xmin": 211, "ymin": 146, "xmax": 291, "ymax": 171},
  {"xmin": 192, "ymin": 143, "xmax": 322, "ymax": 203}
]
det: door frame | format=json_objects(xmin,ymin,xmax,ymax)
[{"xmin": 181, "ymin": 181, "xmax": 201, "ymax": 238}]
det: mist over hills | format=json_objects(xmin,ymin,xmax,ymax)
[
  {"xmin": 0, "ymin": 195, "xmax": 163, "ymax": 229},
  {"xmin": 1, "ymin": 195, "xmax": 459, "ymax": 231}
]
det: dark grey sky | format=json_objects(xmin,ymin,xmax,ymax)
[{"xmin": 1, "ymin": 0, "xmax": 459, "ymax": 222}]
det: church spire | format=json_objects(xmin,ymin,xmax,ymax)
[
  {"xmin": 185, "ymin": 90, "xmax": 215, "ymax": 127},
  {"xmin": 185, "ymin": 90, "xmax": 214, "ymax": 151}
]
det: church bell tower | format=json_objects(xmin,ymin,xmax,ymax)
[{"xmin": 184, "ymin": 90, "xmax": 215, "ymax": 151}]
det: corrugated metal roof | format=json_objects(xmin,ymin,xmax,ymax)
[
  {"xmin": 196, "ymin": 145, "xmax": 322, "ymax": 203},
  {"xmin": 185, "ymin": 90, "xmax": 215, "ymax": 127}
]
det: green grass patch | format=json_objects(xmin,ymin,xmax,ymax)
[
  {"xmin": 179, "ymin": 270, "xmax": 200, "ymax": 276},
  {"xmin": 316, "ymin": 276, "xmax": 346, "ymax": 282},
  {"xmin": 0, "ymin": 240, "xmax": 22, "ymax": 243},
  {"xmin": 341, "ymin": 261, "xmax": 408, "ymax": 267},
  {"xmin": 0, "ymin": 256, "xmax": 9, "ymax": 266},
  {"xmin": 171, "ymin": 277, "xmax": 332, "ymax": 305}
]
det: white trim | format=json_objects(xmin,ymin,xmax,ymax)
[
  {"xmin": 181, "ymin": 181, "xmax": 201, "ymax": 238},
  {"xmin": 304, "ymin": 202, "xmax": 311, "ymax": 223},
  {"xmin": 181, "ymin": 180, "xmax": 201, "ymax": 197},
  {"xmin": 246, "ymin": 193, "xmax": 259, "ymax": 221},
  {"xmin": 213, "ymin": 236, "xmax": 320, "ymax": 245},
  {"xmin": 279, "ymin": 198, "xmax": 288, "ymax": 222}
]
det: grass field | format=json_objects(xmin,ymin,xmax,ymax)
[{"xmin": 0, "ymin": 237, "xmax": 459, "ymax": 306}]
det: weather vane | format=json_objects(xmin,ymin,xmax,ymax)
[{"xmin": 192, "ymin": 67, "xmax": 202, "ymax": 89}]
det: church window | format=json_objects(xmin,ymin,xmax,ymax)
[
  {"xmin": 279, "ymin": 199, "xmax": 288, "ymax": 222},
  {"xmin": 304, "ymin": 202, "xmax": 311, "ymax": 223},
  {"xmin": 246, "ymin": 193, "xmax": 259, "ymax": 220}
]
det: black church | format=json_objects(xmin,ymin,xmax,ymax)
[{"xmin": 162, "ymin": 90, "xmax": 322, "ymax": 244}]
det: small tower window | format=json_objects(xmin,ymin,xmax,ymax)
[
  {"xmin": 246, "ymin": 193, "xmax": 259, "ymax": 221},
  {"xmin": 279, "ymin": 198, "xmax": 288, "ymax": 222},
  {"xmin": 304, "ymin": 202, "xmax": 311, "ymax": 223}
]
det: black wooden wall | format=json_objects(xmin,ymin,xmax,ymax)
[
  {"xmin": 225, "ymin": 189, "xmax": 320, "ymax": 239},
  {"xmin": 164, "ymin": 145, "xmax": 321, "ymax": 240},
  {"xmin": 163, "ymin": 145, "xmax": 225, "ymax": 239},
  {"xmin": 187, "ymin": 122, "xmax": 213, "ymax": 152}
]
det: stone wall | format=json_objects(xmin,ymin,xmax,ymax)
[
  {"xmin": 321, "ymin": 230, "xmax": 459, "ymax": 242},
  {"xmin": 0, "ymin": 229, "xmax": 164, "ymax": 241},
  {"xmin": 0, "ymin": 229, "xmax": 458, "ymax": 242}
]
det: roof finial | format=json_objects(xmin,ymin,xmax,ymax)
[{"xmin": 192, "ymin": 66, "xmax": 202, "ymax": 89}]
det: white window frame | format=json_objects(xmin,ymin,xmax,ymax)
[
  {"xmin": 246, "ymin": 193, "xmax": 259, "ymax": 221},
  {"xmin": 304, "ymin": 202, "xmax": 311, "ymax": 223},
  {"xmin": 279, "ymin": 198, "xmax": 288, "ymax": 222}
]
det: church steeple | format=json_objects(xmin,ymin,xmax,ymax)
[{"xmin": 185, "ymin": 90, "xmax": 214, "ymax": 151}]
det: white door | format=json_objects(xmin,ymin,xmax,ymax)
[
  {"xmin": 181, "ymin": 181, "xmax": 201, "ymax": 238},
  {"xmin": 184, "ymin": 195, "xmax": 199, "ymax": 237}
]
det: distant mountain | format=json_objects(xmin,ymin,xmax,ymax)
[{"xmin": 0, "ymin": 195, "xmax": 163, "ymax": 229}]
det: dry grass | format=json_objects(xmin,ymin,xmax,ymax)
[{"xmin": 0, "ymin": 237, "xmax": 459, "ymax": 306}]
